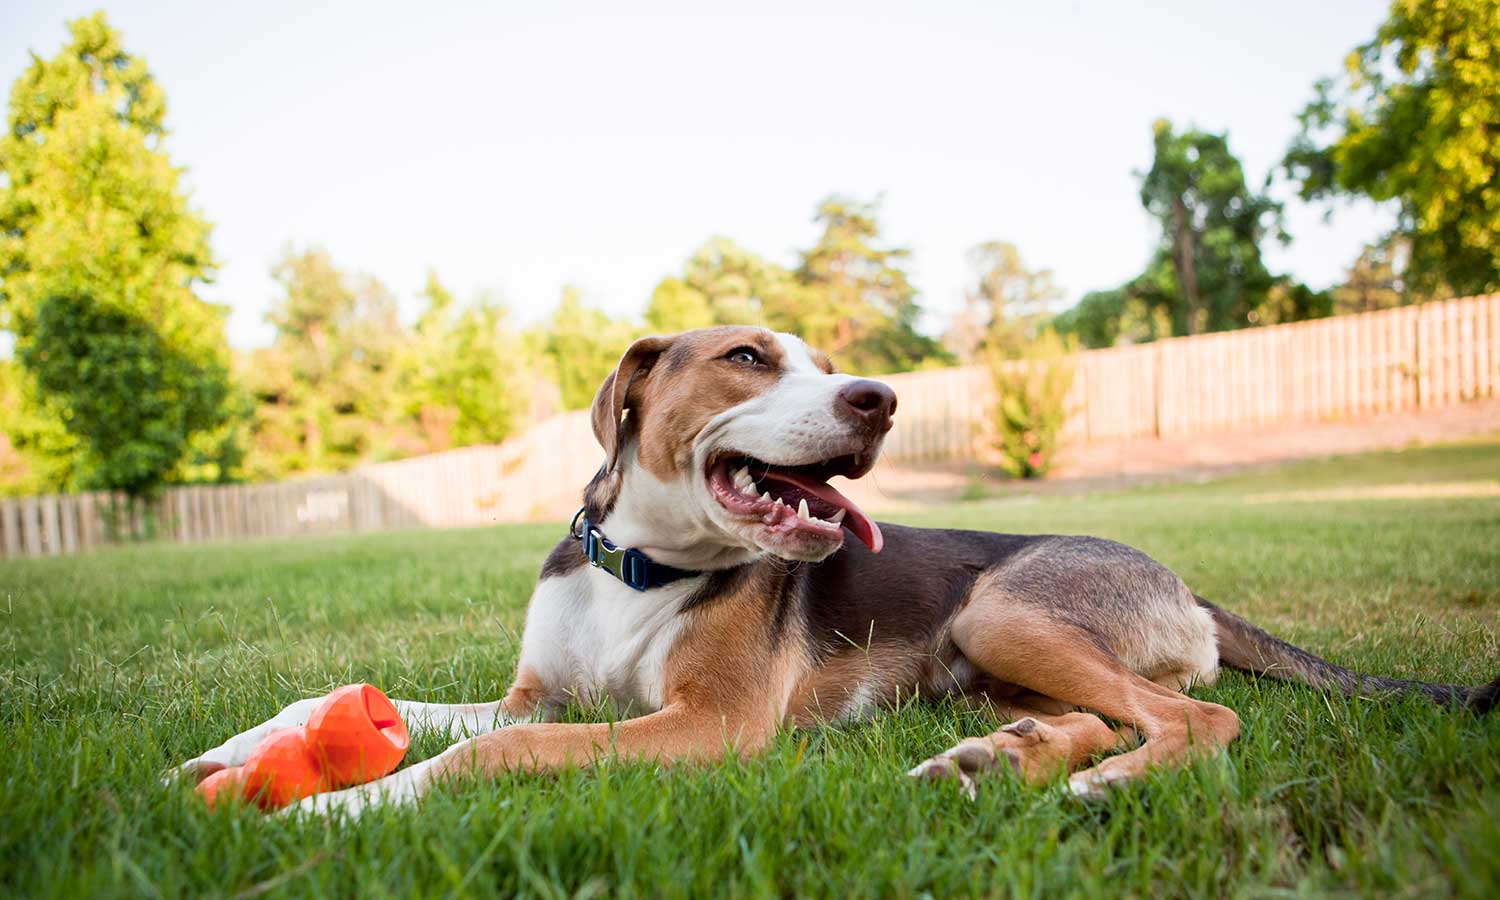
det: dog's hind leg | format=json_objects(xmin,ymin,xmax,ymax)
[{"xmin": 933, "ymin": 594, "xmax": 1240, "ymax": 798}]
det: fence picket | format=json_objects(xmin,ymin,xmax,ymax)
[
  {"xmin": 2, "ymin": 499, "xmax": 20, "ymax": 559},
  {"xmin": 21, "ymin": 496, "xmax": 41, "ymax": 556},
  {"xmin": 77, "ymin": 493, "xmax": 95, "ymax": 549},
  {"xmin": 61, "ymin": 497, "xmax": 78, "ymax": 554},
  {"xmin": 40, "ymin": 496, "xmax": 61, "ymax": 556}
]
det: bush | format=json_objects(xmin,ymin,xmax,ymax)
[{"xmin": 985, "ymin": 329, "xmax": 1076, "ymax": 478}]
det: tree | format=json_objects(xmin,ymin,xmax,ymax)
[
  {"xmin": 400, "ymin": 271, "xmax": 531, "ymax": 452},
  {"xmin": 0, "ymin": 13, "xmax": 232, "ymax": 502},
  {"xmin": 645, "ymin": 276, "xmax": 716, "ymax": 332},
  {"xmin": 1051, "ymin": 287, "xmax": 1172, "ymax": 350},
  {"xmin": 1138, "ymin": 120, "xmax": 1285, "ymax": 336},
  {"xmin": 644, "ymin": 237, "xmax": 789, "ymax": 332},
  {"xmin": 1335, "ymin": 237, "xmax": 1411, "ymax": 314},
  {"xmin": 795, "ymin": 196, "xmax": 950, "ymax": 373},
  {"xmin": 946, "ymin": 241, "xmax": 1061, "ymax": 361},
  {"xmin": 538, "ymin": 287, "xmax": 640, "ymax": 410},
  {"xmin": 1284, "ymin": 0, "xmax": 1500, "ymax": 297},
  {"xmin": 246, "ymin": 246, "xmax": 401, "ymax": 476},
  {"xmin": 1055, "ymin": 122, "xmax": 1330, "ymax": 348},
  {"xmin": 243, "ymin": 259, "xmax": 537, "ymax": 479},
  {"xmin": 643, "ymin": 201, "xmax": 951, "ymax": 373}
]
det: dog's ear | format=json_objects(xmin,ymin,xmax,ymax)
[{"xmin": 591, "ymin": 335, "xmax": 674, "ymax": 472}]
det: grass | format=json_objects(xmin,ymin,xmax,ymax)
[{"xmin": 3, "ymin": 441, "xmax": 1499, "ymax": 898}]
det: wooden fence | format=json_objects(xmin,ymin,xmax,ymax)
[
  {"xmin": 3, "ymin": 294, "xmax": 1498, "ymax": 558},
  {"xmin": 879, "ymin": 293, "xmax": 1500, "ymax": 462},
  {"xmin": 0, "ymin": 412, "xmax": 602, "ymax": 559}
]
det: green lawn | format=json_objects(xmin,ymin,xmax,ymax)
[{"xmin": 3, "ymin": 441, "xmax": 1499, "ymax": 898}]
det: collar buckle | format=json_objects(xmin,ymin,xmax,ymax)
[{"xmin": 576, "ymin": 509, "xmax": 652, "ymax": 591}]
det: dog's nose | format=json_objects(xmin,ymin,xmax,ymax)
[{"xmin": 836, "ymin": 380, "xmax": 897, "ymax": 431}]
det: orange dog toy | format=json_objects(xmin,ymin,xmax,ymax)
[{"xmin": 197, "ymin": 683, "xmax": 409, "ymax": 810}]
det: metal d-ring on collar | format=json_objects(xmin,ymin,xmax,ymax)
[{"xmin": 570, "ymin": 507, "xmax": 701, "ymax": 592}]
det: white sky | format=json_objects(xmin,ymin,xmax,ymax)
[{"xmin": 3, "ymin": 0, "xmax": 1396, "ymax": 348}]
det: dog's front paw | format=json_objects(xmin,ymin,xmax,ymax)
[
  {"xmin": 908, "ymin": 736, "xmax": 1013, "ymax": 801},
  {"xmin": 163, "ymin": 697, "xmax": 325, "ymax": 789},
  {"xmin": 283, "ymin": 761, "xmax": 433, "ymax": 819},
  {"xmin": 284, "ymin": 785, "xmax": 373, "ymax": 819},
  {"xmin": 163, "ymin": 756, "xmax": 227, "ymax": 788}
]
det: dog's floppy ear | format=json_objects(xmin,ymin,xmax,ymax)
[{"xmin": 591, "ymin": 335, "xmax": 674, "ymax": 472}]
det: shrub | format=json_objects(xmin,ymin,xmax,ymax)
[{"xmin": 985, "ymin": 329, "xmax": 1076, "ymax": 478}]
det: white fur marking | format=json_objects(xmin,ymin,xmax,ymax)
[
  {"xmin": 517, "ymin": 565, "xmax": 697, "ymax": 716},
  {"xmin": 839, "ymin": 680, "xmax": 881, "ymax": 723},
  {"xmin": 773, "ymin": 332, "xmax": 824, "ymax": 374}
]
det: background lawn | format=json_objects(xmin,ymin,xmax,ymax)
[{"xmin": 3, "ymin": 441, "xmax": 1499, "ymax": 898}]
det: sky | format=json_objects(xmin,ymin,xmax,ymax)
[{"xmin": 3, "ymin": 0, "xmax": 1396, "ymax": 348}]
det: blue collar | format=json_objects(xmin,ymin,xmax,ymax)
[{"xmin": 570, "ymin": 507, "xmax": 703, "ymax": 592}]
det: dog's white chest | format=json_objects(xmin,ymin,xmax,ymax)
[{"xmin": 516, "ymin": 567, "xmax": 694, "ymax": 715}]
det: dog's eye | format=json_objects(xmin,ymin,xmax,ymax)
[{"xmin": 725, "ymin": 347, "xmax": 762, "ymax": 367}]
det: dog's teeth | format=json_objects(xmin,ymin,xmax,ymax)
[
  {"xmin": 797, "ymin": 498, "xmax": 810, "ymax": 519},
  {"xmin": 734, "ymin": 467, "xmax": 752, "ymax": 487},
  {"xmin": 854, "ymin": 453, "xmax": 863, "ymax": 467},
  {"xmin": 745, "ymin": 481, "xmax": 759, "ymax": 497},
  {"xmin": 830, "ymin": 509, "xmax": 846, "ymax": 524},
  {"xmin": 774, "ymin": 497, "xmax": 785, "ymax": 507}
]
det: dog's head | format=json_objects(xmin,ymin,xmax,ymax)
[{"xmin": 587, "ymin": 326, "xmax": 895, "ymax": 565}]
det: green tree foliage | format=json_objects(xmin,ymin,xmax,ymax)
[
  {"xmin": 400, "ymin": 272, "xmax": 531, "ymax": 451},
  {"xmin": 22, "ymin": 294, "xmax": 230, "ymax": 499},
  {"xmin": 0, "ymin": 13, "xmax": 233, "ymax": 499},
  {"xmin": 643, "ymin": 237, "xmax": 799, "ymax": 332},
  {"xmin": 539, "ymin": 287, "xmax": 640, "ymax": 411},
  {"xmin": 1051, "ymin": 287, "xmax": 1173, "ymax": 350},
  {"xmin": 1335, "ymin": 238, "xmax": 1411, "ymax": 313},
  {"xmin": 244, "ymin": 247, "xmax": 402, "ymax": 477},
  {"xmin": 201, "ymin": 254, "xmax": 539, "ymax": 481},
  {"xmin": 1254, "ymin": 280, "xmax": 1334, "ymax": 325},
  {"xmin": 1137, "ymin": 120, "xmax": 1285, "ymax": 336},
  {"xmin": 174, "ymin": 386, "xmax": 250, "ymax": 485},
  {"xmin": 1056, "ymin": 121, "xmax": 1321, "ymax": 348},
  {"xmin": 946, "ymin": 241, "xmax": 1061, "ymax": 361},
  {"xmin": 0, "ymin": 359, "xmax": 78, "ymax": 495},
  {"xmin": 795, "ymin": 196, "xmax": 950, "ymax": 373},
  {"xmin": 1285, "ymin": 0, "xmax": 1500, "ymax": 297},
  {"xmin": 644, "ymin": 276, "xmax": 715, "ymax": 333},
  {"xmin": 646, "ymin": 199, "xmax": 952, "ymax": 374}
]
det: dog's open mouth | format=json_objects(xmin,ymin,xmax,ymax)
[{"xmin": 706, "ymin": 453, "xmax": 883, "ymax": 553}]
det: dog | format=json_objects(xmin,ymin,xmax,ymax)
[{"xmin": 174, "ymin": 325, "xmax": 1499, "ymax": 813}]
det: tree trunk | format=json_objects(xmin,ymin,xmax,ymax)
[
  {"xmin": 1170, "ymin": 198, "xmax": 1202, "ymax": 335},
  {"xmin": 303, "ymin": 405, "xmax": 323, "ymax": 465}
]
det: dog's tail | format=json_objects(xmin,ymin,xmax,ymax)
[{"xmin": 1197, "ymin": 596, "xmax": 1499, "ymax": 712}]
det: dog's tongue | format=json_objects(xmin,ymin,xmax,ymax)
[{"xmin": 762, "ymin": 470, "xmax": 883, "ymax": 553}]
